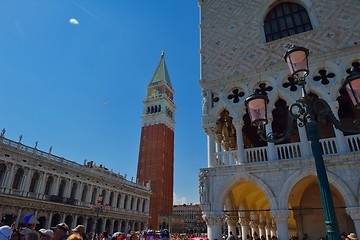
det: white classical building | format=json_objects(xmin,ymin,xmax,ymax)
[
  {"xmin": 0, "ymin": 134, "xmax": 150, "ymax": 234},
  {"xmin": 198, "ymin": 0, "xmax": 360, "ymax": 240}
]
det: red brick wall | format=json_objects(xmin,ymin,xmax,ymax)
[{"xmin": 137, "ymin": 123, "xmax": 174, "ymax": 229}]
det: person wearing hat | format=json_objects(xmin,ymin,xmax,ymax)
[
  {"xmin": 0, "ymin": 225, "xmax": 12, "ymax": 240},
  {"xmin": 39, "ymin": 229, "xmax": 54, "ymax": 240},
  {"xmin": 71, "ymin": 226, "xmax": 87, "ymax": 240},
  {"xmin": 348, "ymin": 233, "xmax": 358, "ymax": 240},
  {"xmin": 51, "ymin": 223, "xmax": 69, "ymax": 240}
]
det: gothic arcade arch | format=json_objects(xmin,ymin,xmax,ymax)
[
  {"xmin": 278, "ymin": 168, "xmax": 357, "ymax": 209},
  {"xmin": 214, "ymin": 173, "xmax": 278, "ymax": 212}
]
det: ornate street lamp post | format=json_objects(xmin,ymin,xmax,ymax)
[
  {"xmin": 90, "ymin": 195, "xmax": 111, "ymax": 240},
  {"xmin": 245, "ymin": 45, "xmax": 360, "ymax": 240}
]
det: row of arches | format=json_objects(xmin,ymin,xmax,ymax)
[{"xmin": 0, "ymin": 162, "xmax": 149, "ymax": 213}]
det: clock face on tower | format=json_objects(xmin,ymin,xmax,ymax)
[{"xmin": 148, "ymin": 87, "xmax": 159, "ymax": 97}]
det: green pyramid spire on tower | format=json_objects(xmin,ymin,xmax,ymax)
[{"xmin": 149, "ymin": 51, "xmax": 172, "ymax": 89}]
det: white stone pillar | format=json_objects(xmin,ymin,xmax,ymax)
[
  {"xmin": 120, "ymin": 194, "xmax": 126, "ymax": 209},
  {"xmin": 47, "ymin": 212, "xmax": 53, "ymax": 229},
  {"xmin": 234, "ymin": 121, "xmax": 246, "ymax": 164},
  {"xmin": 76, "ymin": 182, "xmax": 84, "ymax": 201},
  {"xmin": 207, "ymin": 130, "xmax": 216, "ymax": 167},
  {"xmin": 265, "ymin": 116, "xmax": 277, "ymax": 161},
  {"xmin": 5, "ymin": 164, "xmax": 16, "ymax": 190},
  {"xmin": 109, "ymin": 219, "xmax": 114, "ymax": 234},
  {"xmin": 22, "ymin": 169, "xmax": 33, "ymax": 193},
  {"xmin": 204, "ymin": 212, "xmax": 224, "ymax": 240},
  {"xmin": 271, "ymin": 210, "xmax": 290, "ymax": 240},
  {"xmin": 51, "ymin": 176, "xmax": 60, "ymax": 195},
  {"xmin": 87, "ymin": 186, "xmax": 94, "ymax": 203},
  {"xmin": 113, "ymin": 193, "xmax": 119, "ymax": 208},
  {"xmin": 239, "ymin": 218, "xmax": 250, "ymax": 240},
  {"xmin": 258, "ymin": 214, "xmax": 266, "ymax": 238},
  {"xmin": 329, "ymin": 101, "xmax": 349, "ymax": 153},
  {"xmin": 139, "ymin": 198, "xmax": 144, "ymax": 212},
  {"xmin": 126, "ymin": 195, "xmax": 132, "ymax": 210},
  {"xmin": 104, "ymin": 189, "xmax": 110, "ymax": 205},
  {"xmin": 297, "ymin": 120, "xmax": 311, "ymax": 157},
  {"xmin": 226, "ymin": 215, "xmax": 238, "ymax": 238},
  {"xmin": 346, "ymin": 207, "xmax": 360, "ymax": 236},
  {"xmin": 15, "ymin": 208, "xmax": 22, "ymax": 228},
  {"xmin": 65, "ymin": 179, "xmax": 73, "ymax": 198},
  {"xmin": 37, "ymin": 172, "xmax": 47, "ymax": 197}
]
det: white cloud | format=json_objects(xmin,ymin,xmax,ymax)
[
  {"xmin": 173, "ymin": 192, "xmax": 187, "ymax": 205},
  {"xmin": 69, "ymin": 18, "xmax": 79, "ymax": 25}
]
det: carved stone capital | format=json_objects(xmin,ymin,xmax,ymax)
[
  {"xmin": 225, "ymin": 215, "xmax": 238, "ymax": 225},
  {"xmin": 346, "ymin": 207, "xmax": 360, "ymax": 220},
  {"xmin": 202, "ymin": 211, "xmax": 224, "ymax": 226},
  {"xmin": 238, "ymin": 218, "xmax": 249, "ymax": 226},
  {"xmin": 271, "ymin": 209, "xmax": 290, "ymax": 222}
]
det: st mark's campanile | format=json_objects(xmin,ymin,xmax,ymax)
[{"xmin": 137, "ymin": 52, "xmax": 175, "ymax": 229}]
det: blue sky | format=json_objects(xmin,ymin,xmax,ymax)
[{"xmin": 0, "ymin": 1, "xmax": 206, "ymax": 204}]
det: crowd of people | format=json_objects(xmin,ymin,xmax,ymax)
[
  {"xmin": 0, "ymin": 222, "xmax": 357, "ymax": 240},
  {"xmin": 0, "ymin": 222, "xmax": 208, "ymax": 240}
]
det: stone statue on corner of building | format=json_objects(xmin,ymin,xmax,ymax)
[
  {"xmin": 0, "ymin": 128, "xmax": 6, "ymax": 138},
  {"xmin": 202, "ymin": 90, "xmax": 209, "ymax": 116}
]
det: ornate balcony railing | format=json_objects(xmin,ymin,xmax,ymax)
[{"xmin": 214, "ymin": 134, "xmax": 360, "ymax": 166}]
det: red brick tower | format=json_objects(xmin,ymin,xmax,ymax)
[{"xmin": 137, "ymin": 52, "xmax": 175, "ymax": 230}]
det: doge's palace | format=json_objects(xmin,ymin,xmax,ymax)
[{"xmin": 198, "ymin": 1, "xmax": 360, "ymax": 240}]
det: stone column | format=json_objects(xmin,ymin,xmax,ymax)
[
  {"xmin": 203, "ymin": 212, "xmax": 224, "ymax": 240},
  {"xmin": 139, "ymin": 198, "xmax": 144, "ymax": 212},
  {"xmin": 76, "ymin": 182, "xmax": 84, "ymax": 202},
  {"xmin": 265, "ymin": 115, "xmax": 277, "ymax": 161},
  {"xmin": 65, "ymin": 179, "xmax": 73, "ymax": 198},
  {"xmin": 271, "ymin": 210, "xmax": 290, "ymax": 240},
  {"xmin": 346, "ymin": 207, "xmax": 360, "ymax": 236},
  {"xmin": 47, "ymin": 212, "xmax": 53, "ymax": 229},
  {"xmin": 104, "ymin": 189, "xmax": 110, "ymax": 206},
  {"xmin": 258, "ymin": 214, "xmax": 266, "ymax": 238},
  {"xmin": 126, "ymin": 196, "xmax": 132, "ymax": 210},
  {"xmin": 73, "ymin": 215, "xmax": 78, "ymax": 229},
  {"xmin": 113, "ymin": 193, "xmax": 119, "ymax": 208},
  {"xmin": 120, "ymin": 194, "xmax": 125, "ymax": 210},
  {"xmin": 22, "ymin": 169, "xmax": 33, "ymax": 193},
  {"xmin": 37, "ymin": 172, "xmax": 47, "ymax": 198},
  {"xmin": 5, "ymin": 164, "xmax": 16, "ymax": 190},
  {"xmin": 15, "ymin": 208, "xmax": 22, "ymax": 228},
  {"xmin": 51, "ymin": 176, "xmax": 60, "ymax": 195},
  {"xmin": 124, "ymin": 220, "xmax": 129, "ymax": 234},
  {"xmin": 87, "ymin": 186, "xmax": 94, "ymax": 203},
  {"xmin": 109, "ymin": 219, "xmax": 114, "ymax": 235},
  {"xmin": 297, "ymin": 120, "xmax": 311, "ymax": 157},
  {"xmin": 207, "ymin": 129, "xmax": 216, "ymax": 167},
  {"xmin": 329, "ymin": 101, "xmax": 349, "ymax": 153},
  {"xmin": 265, "ymin": 224, "xmax": 271, "ymax": 240},
  {"xmin": 239, "ymin": 218, "xmax": 250, "ymax": 240},
  {"xmin": 226, "ymin": 215, "xmax": 238, "ymax": 238},
  {"xmin": 234, "ymin": 121, "xmax": 246, "ymax": 164}
]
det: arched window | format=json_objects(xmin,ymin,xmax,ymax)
[
  {"xmin": 29, "ymin": 172, "xmax": 40, "ymax": 193},
  {"xmin": 0, "ymin": 163, "xmax": 7, "ymax": 187},
  {"xmin": 44, "ymin": 176, "xmax": 53, "ymax": 195},
  {"xmin": 264, "ymin": 2, "xmax": 312, "ymax": 42},
  {"xmin": 12, "ymin": 168, "xmax": 24, "ymax": 190},
  {"xmin": 81, "ymin": 185, "xmax": 88, "ymax": 202},
  {"xmin": 58, "ymin": 179, "xmax": 66, "ymax": 197}
]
